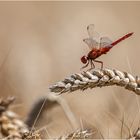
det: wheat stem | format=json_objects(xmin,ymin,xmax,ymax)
[{"xmin": 50, "ymin": 68, "xmax": 140, "ymax": 95}]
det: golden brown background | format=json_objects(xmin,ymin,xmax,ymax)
[{"xmin": 0, "ymin": 1, "xmax": 140, "ymax": 138}]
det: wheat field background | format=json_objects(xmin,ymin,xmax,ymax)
[{"xmin": 0, "ymin": 1, "xmax": 140, "ymax": 138}]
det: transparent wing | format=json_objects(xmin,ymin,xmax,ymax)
[
  {"xmin": 84, "ymin": 24, "xmax": 100, "ymax": 49},
  {"xmin": 100, "ymin": 37, "xmax": 113, "ymax": 48},
  {"xmin": 83, "ymin": 38, "xmax": 99, "ymax": 49},
  {"xmin": 87, "ymin": 24, "xmax": 100, "ymax": 39},
  {"xmin": 87, "ymin": 24, "xmax": 95, "ymax": 38}
]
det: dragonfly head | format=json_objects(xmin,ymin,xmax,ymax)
[{"xmin": 81, "ymin": 55, "xmax": 88, "ymax": 64}]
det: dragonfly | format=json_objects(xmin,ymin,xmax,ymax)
[{"xmin": 81, "ymin": 24, "xmax": 133, "ymax": 70}]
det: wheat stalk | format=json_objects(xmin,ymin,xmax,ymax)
[
  {"xmin": 50, "ymin": 68, "xmax": 140, "ymax": 95},
  {"xmin": 0, "ymin": 97, "xmax": 42, "ymax": 140},
  {"xmin": 57, "ymin": 128, "xmax": 96, "ymax": 139}
]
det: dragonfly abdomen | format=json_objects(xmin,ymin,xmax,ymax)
[{"xmin": 111, "ymin": 32, "xmax": 133, "ymax": 47}]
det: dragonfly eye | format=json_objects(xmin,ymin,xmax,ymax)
[{"xmin": 81, "ymin": 56, "xmax": 87, "ymax": 64}]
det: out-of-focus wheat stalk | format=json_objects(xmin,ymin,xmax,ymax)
[
  {"xmin": 57, "ymin": 128, "xmax": 96, "ymax": 139},
  {"xmin": 50, "ymin": 68, "xmax": 140, "ymax": 95},
  {"xmin": 27, "ymin": 94, "xmax": 78, "ymax": 131},
  {"xmin": 0, "ymin": 97, "xmax": 41, "ymax": 140}
]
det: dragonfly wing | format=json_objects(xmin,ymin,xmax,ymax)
[
  {"xmin": 87, "ymin": 24, "xmax": 100, "ymax": 38},
  {"xmin": 83, "ymin": 38, "xmax": 99, "ymax": 50},
  {"xmin": 84, "ymin": 24, "xmax": 100, "ymax": 49},
  {"xmin": 100, "ymin": 37, "xmax": 113, "ymax": 48},
  {"xmin": 87, "ymin": 24, "xmax": 95, "ymax": 38}
]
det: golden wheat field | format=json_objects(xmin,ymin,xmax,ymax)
[{"xmin": 0, "ymin": 1, "xmax": 140, "ymax": 139}]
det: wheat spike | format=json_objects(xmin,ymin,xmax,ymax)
[{"xmin": 50, "ymin": 68, "xmax": 140, "ymax": 95}]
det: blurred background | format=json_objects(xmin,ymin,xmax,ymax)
[{"xmin": 0, "ymin": 1, "xmax": 140, "ymax": 138}]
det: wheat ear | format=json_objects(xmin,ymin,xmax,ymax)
[{"xmin": 50, "ymin": 68, "xmax": 140, "ymax": 95}]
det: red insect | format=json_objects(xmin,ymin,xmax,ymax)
[{"xmin": 81, "ymin": 24, "xmax": 133, "ymax": 70}]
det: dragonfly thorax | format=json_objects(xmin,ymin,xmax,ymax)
[{"xmin": 88, "ymin": 49, "xmax": 99, "ymax": 60}]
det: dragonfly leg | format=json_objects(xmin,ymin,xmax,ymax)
[
  {"xmin": 93, "ymin": 59, "xmax": 103, "ymax": 69},
  {"xmin": 80, "ymin": 60, "xmax": 89, "ymax": 70},
  {"xmin": 86, "ymin": 60, "xmax": 95, "ymax": 71},
  {"xmin": 90, "ymin": 60, "xmax": 95, "ymax": 69}
]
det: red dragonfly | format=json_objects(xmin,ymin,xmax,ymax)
[{"xmin": 81, "ymin": 24, "xmax": 133, "ymax": 70}]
